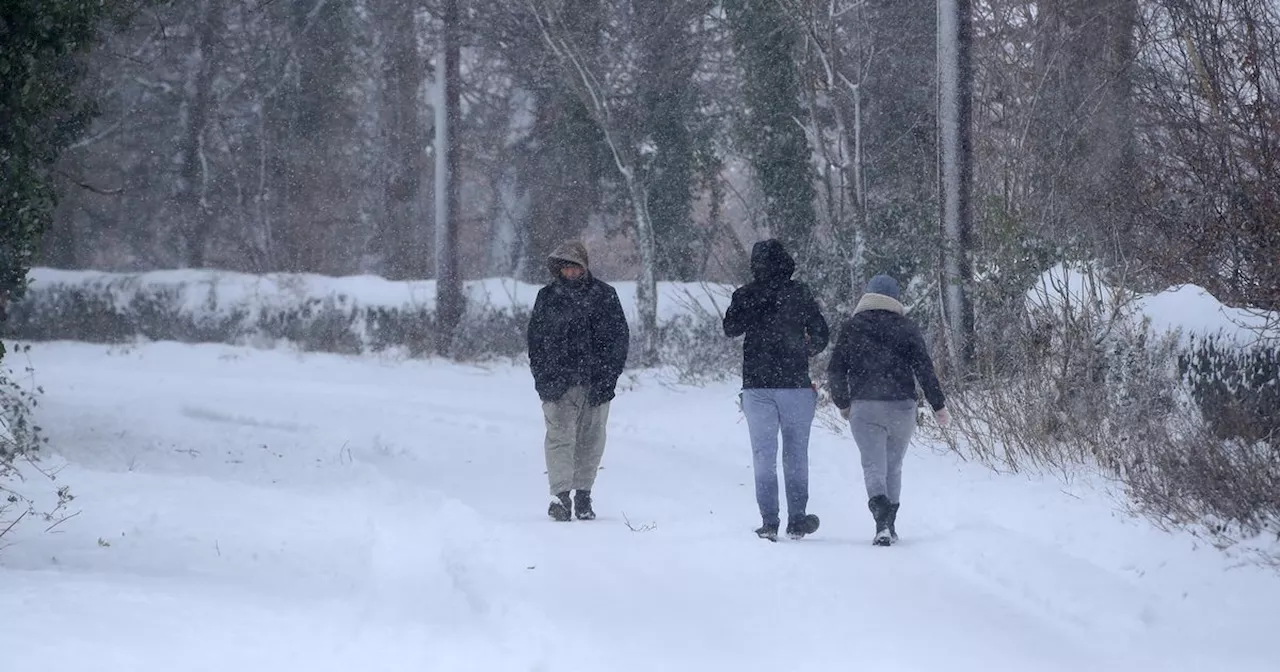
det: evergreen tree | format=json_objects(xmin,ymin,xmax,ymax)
[
  {"xmin": 859, "ymin": 0, "xmax": 938, "ymax": 292},
  {"xmin": 631, "ymin": 0, "xmax": 709, "ymax": 281},
  {"xmin": 1, "ymin": 1, "xmax": 123, "ymax": 320},
  {"xmin": 723, "ymin": 0, "xmax": 818, "ymax": 262}
]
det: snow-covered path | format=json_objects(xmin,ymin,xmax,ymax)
[{"xmin": 2, "ymin": 342, "xmax": 1277, "ymax": 671}]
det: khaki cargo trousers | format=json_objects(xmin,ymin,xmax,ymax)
[{"xmin": 542, "ymin": 386, "xmax": 610, "ymax": 495}]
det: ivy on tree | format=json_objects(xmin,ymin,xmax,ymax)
[{"xmin": 0, "ymin": 0, "xmax": 139, "ymax": 335}]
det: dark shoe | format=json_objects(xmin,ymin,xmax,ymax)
[
  {"xmin": 755, "ymin": 522, "xmax": 779, "ymax": 542},
  {"xmin": 548, "ymin": 491, "xmax": 572, "ymax": 522},
  {"xmin": 786, "ymin": 514, "xmax": 820, "ymax": 540},
  {"xmin": 868, "ymin": 495, "xmax": 892, "ymax": 546},
  {"xmin": 573, "ymin": 490, "xmax": 596, "ymax": 520},
  {"xmin": 887, "ymin": 502, "xmax": 900, "ymax": 544}
]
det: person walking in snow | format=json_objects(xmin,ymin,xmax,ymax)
[
  {"xmin": 826, "ymin": 274, "xmax": 949, "ymax": 546},
  {"xmin": 723, "ymin": 239, "xmax": 830, "ymax": 541},
  {"xmin": 527, "ymin": 241, "xmax": 630, "ymax": 522}
]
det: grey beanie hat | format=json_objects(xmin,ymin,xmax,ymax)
[{"xmin": 865, "ymin": 274, "xmax": 901, "ymax": 300}]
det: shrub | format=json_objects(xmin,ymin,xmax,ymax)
[
  {"xmin": 0, "ymin": 345, "xmax": 75, "ymax": 549},
  {"xmin": 1179, "ymin": 335, "xmax": 1280, "ymax": 446},
  {"xmin": 943, "ymin": 263, "xmax": 1280, "ymax": 567}
]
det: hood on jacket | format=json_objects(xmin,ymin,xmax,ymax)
[
  {"xmin": 547, "ymin": 241, "xmax": 590, "ymax": 278},
  {"xmin": 749, "ymin": 239, "xmax": 796, "ymax": 284}
]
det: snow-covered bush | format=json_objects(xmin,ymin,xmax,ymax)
[
  {"xmin": 0, "ymin": 344, "xmax": 74, "ymax": 548},
  {"xmin": 652, "ymin": 313, "xmax": 741, "ymax": 383},
  {"xmin": 1123, "ymin": 406, "xmax": 1280, "ymax": 567},
  {"xmin": 943, "ymin": 263, "xmax": 1280, "ymax": 564},
  {"xmin": 1123, "ymin": 335, "xmax": 1280, "ymax": 559},
  {"xmin": 1129, "ymin": 290, "xmax": 1280, "ymax": 558},
  {"xmin": 945, "ymin": 263, "xmax": 1173, "ymax": 468},
  {"xmin": 1179, "ymin": 335, "xmax": 1279, "ymax": 446}
]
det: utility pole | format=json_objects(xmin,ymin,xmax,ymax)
[{"xmin": 938, "ymin": 0, "xmax": 976, "ymax": 378}]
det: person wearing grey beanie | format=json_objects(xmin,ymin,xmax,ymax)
[{"xmin": 826, "ymin": 274, "xmax": 949, "ymax": 546}]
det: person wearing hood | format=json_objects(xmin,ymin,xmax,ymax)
[
  {"xmin": 527, "ymin": 241, "xmax": 630, "ymax": 522},
  {"xmin": 826, "ymin": 274, "xmax": 949, "ymax": 546},
  {"xmin": 723, "ymin": 239, "xmax": 830, "ymax": 541}
]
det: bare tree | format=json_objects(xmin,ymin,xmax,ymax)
[
  {"xmin": 379, "ymin": 0, "xmax": 432, "ymax": 280},
  {"xmin": 1026, "ymin": 0, "xmax": 1139, "ymax": 262},
  {"xmin": 784, "ymin": 0, "xmax": 870, "ymax": 304},
  {"xmin": 525, "ymin": 0, "xmax": 661, "ymax": 364},
  {"xmin": 174, "ymin": 0, "xmax": 222, "ymax": 268},
  {"xmin": 1134, "ymin": 0, "xmax": 1280, "ymax": 311}
]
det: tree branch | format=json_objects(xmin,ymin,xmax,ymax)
[{"xmin": 55, "ymin": 168, "xmax": 123, "ymax": 196}]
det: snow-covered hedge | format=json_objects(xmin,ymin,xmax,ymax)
[
  {"xmin": 3, "ymin": 268, "xmax": 742, "ymax": 375},
  {"xmin": 946, "ymin": 262, "xmax": 1279, "ymax": 561},
  {"xmin": 1020, "ymin": 264, "xmax": 1279, "ymax": 447},
  {"xmin": 1179, "ymin": 335, "xmax": 1278, "ymax": 443}
]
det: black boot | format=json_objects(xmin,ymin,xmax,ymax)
[
  {"xmin": 868, "ymin": 495, "xmax": 892, "ymax": 546},
  {"xmin": 786, "ymin": 514, "xmax": 821, "ymax": 540},
  {"xmin": 755, "ymin": 522, "xmax": 779, "ymax": 542},
  {"xmin": 548, "ymin": 491, "xmax": 572, "ymax": 522},
  {"xmin": 887, "ymin": 502, "xmax": 900, "ymax": 544},
  {"xmin": 573, "ymin": 490, "xmax": 596, "ymax": 520}
]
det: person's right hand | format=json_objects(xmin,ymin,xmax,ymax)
[{"xmin": 934, "ymin": 407, "xmax": 950, "ymax": 427}]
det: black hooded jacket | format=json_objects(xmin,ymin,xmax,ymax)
[
  {"xmin": 723, "ymin": 240, "xmax": 829, "ymax": 389},
  {"xmin": 527, "ymin": 273, "xmax": 630, "ymax": 406}
]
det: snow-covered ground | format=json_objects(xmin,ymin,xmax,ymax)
[{"xmin": 3, "ymin": 341, "xmax": 1278, "ymax": 671}]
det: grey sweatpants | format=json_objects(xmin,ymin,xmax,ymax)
[
  {"xmin": 543, "ymin": 386, "xmax": 611, "ymax": 496},
  {"xmin": 849, "ymin": 400, "xmax": 917, "ymax": 503},
  {"xmin": 742, "ymin": 388, "xmax": 817, "ymax": 527}
]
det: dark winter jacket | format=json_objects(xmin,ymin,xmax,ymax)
[
  {"xmin": 527, "ymin": 248, "xmax": 630, "ymax": 406},
  {"xmin": 723, "ymin": 240, "xmax": 830, "ymax": 389},
  {"xmin": 826, "ymin": 293, "xmax": 946, "ymax": 411}
]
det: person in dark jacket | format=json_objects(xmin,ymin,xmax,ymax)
[
  {"xmin": 723, "ymin": 239, "xmax": 830, "ymax": 541},
  {"xmin": 826, "ymin": 274, "xmax": 949, "ymax": 546},
  {"xmin": 527, "ymin": 241, "xmax": 630, "ymax": 522}
]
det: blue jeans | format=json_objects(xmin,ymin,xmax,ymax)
[{"xmin": 741, "ymin": 388, "xmax": 817, "ymax": 527}]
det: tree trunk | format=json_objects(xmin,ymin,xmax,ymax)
[
  {"xmin": 1030, "ymin": 0, "xmax": 1138, "ymax": 259},
  {"xmin": 177, "ymin": 0, "xmax": 222, "ymax": 268},
  {"xmin": 627, "ymin": 173, "xmax": 659, "ymax": 366},
  {"xmin": 380, "ymin": 0, "xmax": 430, "ymax": 280},
  {"xmin": 435, "ymin": 0, "xmax": 465, "ymax": 349}
]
